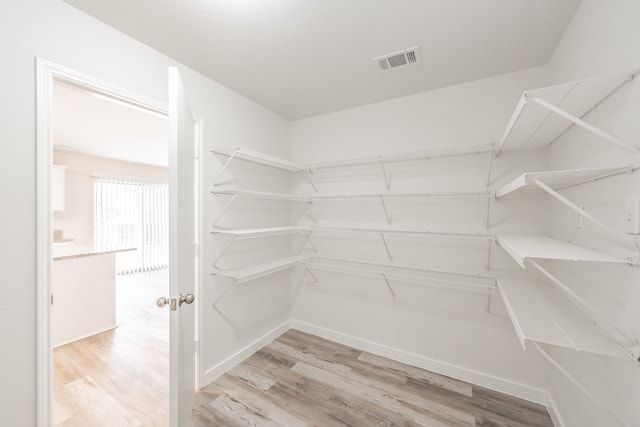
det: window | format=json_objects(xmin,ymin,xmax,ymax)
[{"xmin": 94, "ymin": 177, "xmax": 169, "ymax": 274}]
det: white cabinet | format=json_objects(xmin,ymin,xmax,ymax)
[{"xmin": 52, "ymin": 165, "xmax": 67, "ymax": 212}]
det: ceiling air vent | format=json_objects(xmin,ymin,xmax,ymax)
[{"xmin": 374, "ymin": 46, "xmax": 421, "ymax": 72}]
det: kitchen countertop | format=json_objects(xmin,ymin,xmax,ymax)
[{"xmin": 53, "ymin": 245, "xmax": 137, "ymax": 261}]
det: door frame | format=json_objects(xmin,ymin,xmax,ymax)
[{"xmin": 35, "ymin": 58, "xmax": 204, "ymax": 427}]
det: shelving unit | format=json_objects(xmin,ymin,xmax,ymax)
[
  {"xmin": 496, "ymin": 234, "xmax": 631, "ymax": 268},
  {"xmin": 495, "ymin": 68, "xmax": 640, "ymax": 155},
  {"xmin": 497, "ymin": 275, "xmax": 629, "ymax": 359},
  {"xmin": 210, "ymin": 147, "xmax": 310, "ymax": 307}
]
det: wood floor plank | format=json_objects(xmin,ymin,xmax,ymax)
[
  {"xmin": 194, "ymin": 329, "xmax": 555, "ymax": 427},
  {"xmin": 358, "ymin": 351, "xmax": 473, "ymax": 397}
]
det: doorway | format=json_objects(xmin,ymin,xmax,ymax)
[
  {"xmin": 50, "ymin": 78, "xmax": 170, "ymax": 425},
  {"xmin": 36, "ymin": 60, "xmax": 203, "ymax": 427}
]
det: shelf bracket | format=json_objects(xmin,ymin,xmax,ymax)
[
  {"xmin": 380, "ymin": 196, "xmax": 392, "ymax": 225},
  {"xmin": 212, "ymin": 194, "xmax": 238, "ymax": 228},
  {"xmin": 529, "ymin": 178, "xmax": 635, "ymax": 254},
  {"xmin": 380, "ymin": 233, "xmax": 393, "ymax": 261},
  {"xmin": 305, "ymin": 233, "xmax": 318, "ymax": 253},
  {"xmin": 381, "ymin": 273, "xmax": 396, "ymax": 300},
  {"xmin": 486, "ymin": 148, "xmax": 496, "ymax": 187},
  {"xmin": 527, "ymin": 96, "xmax": 640, "ymax": 155},
  {"xmin": 306, "ymin": 168, "xmax": 318, "ymax": 194},
  {"xmin": 379, "ymin": 157, "xmax": 392, "ymax": 191},
  {"xmin": 303, "ymin": 201, "xmax": 318, "ymax": 224},
  {"xmin": 211, "ymin": 235, "xmax": 237, "ymax": 269},
  {"xmin": 532, "ymin": 342, "xmax": 626, "ymax": 427},
  {"xmin": 485, "ymin": 193, "xmax": 492, "ymax": 230},
  {"xmin": 486, "ymin": 241, "xmax": 493, "ymax": 271},
  {"xmin": 528, "ymin": 259, "xmax": 639, "ymax": 364},
  {"xmin": 211, "ymin": 276, "xmax": 237, "ymax": 308},
  {"xmin": 212, "ymin": 147, "xmax": 239, "ymax": 187}
]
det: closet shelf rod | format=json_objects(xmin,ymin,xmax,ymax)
[{"xmin": 310, "ymin": 190, "xmax": 493, "ymax": 201}]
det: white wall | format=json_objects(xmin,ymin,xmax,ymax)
[
  {"xmin": 0, "ymin": 1, "xmax": 290, "ymax": 425},
  {"xmin": 53, "ymin": 152, "xmax": 168, "ymax": 245},
  {"xmin": 290, "ymin": 67, "xmax": 554, "ymax": 401},
  {"xmin": 542, "ymin": 1, "xmax": 640, "ymax": 426}
]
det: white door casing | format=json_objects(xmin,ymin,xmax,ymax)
[{"xmin": 168, "ymin": 66, "xmax": 198, "ymax": 427}]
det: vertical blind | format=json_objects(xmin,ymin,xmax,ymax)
[{"xmin": 94, "ymin": 177, "xmax": 169, "ymax": 275}]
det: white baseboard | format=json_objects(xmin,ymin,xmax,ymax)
[
  {"xmin": 291, "ymin": 320, "xmax": 548, "ymax": 406},
  {"xmin": 201, "ymin": 320, "xmax": 291, "ymax": 386},
  {"xmin": 53, "ymin": 325, "xmax": 117, "ymax": 348},
  {"xmin": 545, "ymin": 391, "xmax": 567, "ymax": 427}
]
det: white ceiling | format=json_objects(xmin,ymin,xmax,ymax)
[
  {"xmin": 63, "ymin": 0, "xmax": 581, "ymax": 120},
  {"xmin": 53, "ymin": 80, "xmax": 169, "ymax": 167}
]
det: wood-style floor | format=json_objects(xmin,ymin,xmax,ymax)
[
  {"xmin": 193, "ymin": 329, "xmax": 554, "ymax": 427},
  {"xmin": 53, "ymin": 270, "xmax": 169, "ymax": 427}
]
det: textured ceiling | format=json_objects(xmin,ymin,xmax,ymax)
[{"xmin": 63, "ymin": 0, "xmax": 581, "ymax": 120}]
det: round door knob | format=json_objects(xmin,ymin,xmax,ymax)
[
  {"xmin": 156, "ymin": 296, "xmax": 169, "ymax": 308},
  {"xmin": 180, "ymin": 293, "xmax": 195, "ymax": 306}
]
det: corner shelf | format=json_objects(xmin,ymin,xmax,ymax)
[
  {"xmin": 496, "ymin": 68, "xmax": 639, "ymax": 155},
  {"xmin": 496, "ymin": 234, "xmax": 630, "ymax": 268},
  {"xmin": 497, "ymin": 275, "xmax": 629, "ymax": 359}
]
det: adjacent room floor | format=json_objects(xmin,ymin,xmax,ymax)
[
  {"xmin": 193, "ymin": 329, "xmax": 554, "ymax": 427},
  {"xmin": 53, "ymin": 270, "xmax": 169, "ymax": 427}
]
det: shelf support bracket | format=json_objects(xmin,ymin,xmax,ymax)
[
  {"xmin": 528, "ymin": 259, "xmax": 639, "ymax": 363},
  {"xmin": 212, "ymin": 147, "xmax": 239, "ymax": 187},
  {"xmin": 485, "ymin": 193, "xmax": 492, "ymax": 230},
  {"xmin": 380, "ymin": 233, "xmax": 393, "ymax": 261},
  {"xmin": 381, "ymin": 273, "xmax": 396, "ymax": 300},
  {"xmin": 379, "ymin": 157, "xmax": 392, "ymax": 191},
  {"xmin": 306, "ymin": 169, "xmax": 318, "ymax": 193},
  {"xmin": 486, "ymin": 148, "xmax": 496, "ymax": 187},
  {"xmin": 532, "ymin": 342, "xmax": 626, "ymax": 427},
  {"xmin": 212, "ymin": 194, "xmax": 237, "ymax": 227},
  {"xmin": 528, "ymin": 96, "xmax": 640, "ymax": 155},
  {"xmin": 380, "ymin": 196, "xmax": 392, "ymax": 225},
  {"xmin": 305, "ymin": 234, "xmax": 318, "ymax": 253},
  {"xmin": 530, "ymin": 178, "xmax": 619, "ymax": 238},
  {"xmin": 303, "ymin": 201, "xmax": 318, "ymax": 223},
  {"xmin": 211, "ymin": 235, "xmax": 237, "ymax": 269}
]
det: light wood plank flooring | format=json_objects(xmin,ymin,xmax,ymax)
[
  {"xmin": 193, "ymin": 329, "xmax": 554, "ymax": 427},
  {"xmin": 53, "ymin": 270, "xmax": 169, "ymax": 427}
]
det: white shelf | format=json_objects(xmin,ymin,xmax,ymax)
[
  {"xmin": 307, "ymin": 257, "xmax": 495, "ymax": 295},
  {"xmin": 212, "ymin": 146, "xmax": 304, "ymax": 171},
  {"xmin": 305, "ymin": 143, "xmax": 496, "ymax": 170},
  {"xmin": 212, "ymin": 189, "xmax": 310, "ymax": 202},
  {"xmin": 210, "ymin": 226, "xmax": 308, "ymax": 238},
  {"xmin": 497, "ymin": 234, "xmax": 629, "ymax": 268},
  {"xmin": 497, "ymin": 68, "xmax": 639, "ymax": 153},
  {"xmin": 311, "ymin": 226, "xmax": 494, "ymax": 244},
  {"xmin": 310, "ymin": 190, "xmax": 493, "ymax": 201},
  {"xmin": 496, "ymin": 166, "xmax": 634, "ymax": 198},
  {"xmin": 211, "ymin": 254, "xmax": 310, "ymax": 284},
  {"xmin": 497, "ymin": 275, "xmax": 627, "ymax": 359}
]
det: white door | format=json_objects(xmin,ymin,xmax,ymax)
[{"xmin": 168, "ymin": 66, "xmax": 197, "ymax": 427}]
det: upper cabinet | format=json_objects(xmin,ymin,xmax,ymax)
[{"xmin": 52, "ymin": 165, "xmax": 67, "ymax": 212}]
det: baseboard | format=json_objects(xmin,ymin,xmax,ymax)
[
  {"xmin": 201, "ymin": 320, "xmax": 291, "ymax": 386},
  {"xmin": 53, "ymin": 325, "xmax": 117, "ymax": 348},
  {"xmin": 291, "ymin": 320, "xmax": 548, "ymax": 406},
  {"xmin": 545, "ymin": 391, "xmax": 568, "ymax": 427}
]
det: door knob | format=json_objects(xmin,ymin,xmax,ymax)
[
  {"xmin": 156, "ymin": 296, "xmax": 170, "ymax": 308},
  {"xmin": 179, "ymin": 293, "xmax": 195, "ymax": 306}
]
